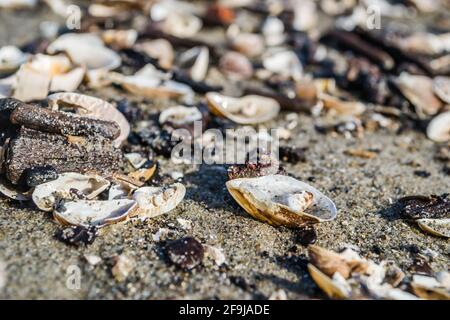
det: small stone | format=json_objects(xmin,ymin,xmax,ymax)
[
  {"xmin": 152, "ymin": 228, "xmax": 171, "ymax": 242},
  {"xmin": 55, "ymin": 226, "xmax": 97, "ymax": 246},
  {"xmin": 204, "ymin": 244, "xmax": 226, "ymax": 266},
  {"xmin": 297, "ymin": 226, "xmax": 317, "ymax": 246},
  {"xmin": 84, "ymin": 254, "xmax": 102, "ymax": 266},
  {"xmin": 269, "ymin": 289, "xmax": 287, "ymax": 300},
  {"xmin": 165, "ymin": 237, "xmax": 204, "ymax": 270},
  {"xmin": 111, "ymin": 254, "xmax": 135, "ymax": 282},
  {"xmin": 176, "ymin": 218, "xmax": 192, "ymax": 230},
  {"xmin": 414, "ymin": 170, "xmax": 431, "ymax": 178}
]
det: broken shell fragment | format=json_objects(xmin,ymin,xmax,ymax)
[
  {"xmin": 162, "ymin": 12, "xmax": 202, "ymax": 38},
  {"xmin": 134, "ymin": 39, "xmax": 174, "ymax": 69},
  {"xmin": 178, "ymin": 46, "xmax": 209, "ymax": 82},
  {"xmin": 159, "ymin": 105, "xmax": 202, "ymax": 127},
  {"xmin": 102, "ymin": 29, "xmax": 138, "ymax": 49},
  {"xmin": 206, "ymin": 92, "xmax": 280, "ymax": 124},
  {"xmin": 32, "ymin": 173, "xmax": 110, "ymax": 212},
  {"xmin": 132, "ymin": 183, "xmax": 186, "ymax": 219},
  {"xmin": 411, "ymin": 274, "xmax": 450, "ymax": 300},
  {"xmin": 416, "ymin": 218, "xmax": 450, "ymax": 238},
  {"xmin": 319, "ymin": 93, "xmax": 366, "ymax": 116},
  {"xmin": 219, "ymin": 51, "xmax": 253, "ymax": 80},
  {"xmin": 53, "ymin": 199, "xmax": 137, "ymax": 228},
  {"xmin": 433, "ymin": 76, "xmax": 450, "ymax": 104},
  {"xmin": 395, "ymin": 73, "xmax": 443, "ymax": 117},
  {"xmin": 231, "ymin": 32, "xmax": 265, "ymax": 58},
  {"xmin": 0, "ymin": 46, "xmax": 29, "ymax": 73},
  {"xmin": 427, "ymin": 111, "xmax": 450, "ymax": 142},
  {"xmin": 307, "ymin": 263, "xmax": 351, "ymax": 299},
  {"xmin": 0, "ymin": 180, "xmax": 30, "ymax": 200},
  {"xmin": 47, "ymin": 92, "xmax": 130, "ymax": 147},
  {"xmin": 226, "ymin": 175, "xmax": 337, "ymax": 228},
  {"xmin": 262, "ymin": 49, "xmax": 303, "ymax": 81},
  {"xmin": 308, "ymin": 245, "xmax": 353, "ymax": 279}
]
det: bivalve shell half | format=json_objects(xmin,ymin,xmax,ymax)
[
  {"xmin": 54, "ymin": 199, "xmax": 137, "ymax": 228},
  {"xmin": 427, "ymin": 111, "xmax": 450, "ymax": 142},
  {"xmin": 32, "ymin": 173, "xmax": 110, "ymax": 212},
  {"xmin": 47, "ymin": 92, "xmax": 130, "ymax": 147},
  {"xmin": 433, "ymin": 76, "xmax": 450, "ymax": 104},
  {"xmin": 206, "ymin": 92, "xmax": 280, "ymax": 124},
  {"xmin": 416, "ymin": 218, "xmax": 450, "ymax": 238},
  {"xmin": 307, "ymin": 263, "xmax": 351, "ymax": 299},
  {"xmin": 226, "ymin": 175, "xmax": 337, "ymax": 228}
]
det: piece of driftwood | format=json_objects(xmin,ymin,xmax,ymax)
[{"xmin": 5, "ymin": 127, "xmax": 122, "ymax": 184}]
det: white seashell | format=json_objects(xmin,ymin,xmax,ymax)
[
  {"xmin": 411, "ymin": 274, "xmax": 450, "ymax": 300},
  {"xmin": 416, "ymin": 218, "xmax": 450, "ymax": 238},
  {"xmin": 53, "ymin": 199, "xmax": 137, "ymax": 227},
  {"xmin": 47, "ymin": 92, "xmax": 130, "ymax": 147},
  {"xmin": 398, "ymin": 32, "xmax": 450, "ymax": 56},
  {"xmin": 433, "ymin": 76, "xmax": 450, "ymax": 104},
  {"xmin": 204, "ymin": 245, "xmax": 226, "ymax": 266},
  {"xmin": 0, "ymin": 46, "xmax": 29, "ymax": 72},
  {"xmin": 162, "ymin": 12, "xmax": 202, "ymax": 38},
  {"xmin": 102, "ymin": 29, "xmax": 137, "ymax": 49},
  {"xmin": 178, "ymin": 46, "xmax": 209, "ymax": 82},
  {"xmin": 226, "ymin": 175, "xmax": 337, "ymax": 227},
  {"xmin": 134, "ymin": 39, "xmax": 174, "ymax": 69},
  {"xmin": 124, "ymin": 153, "xmax": 147, "ymax": 170},
  {"xmin": 132, "ymin": 183, "xmax": 186, "ymax": 219},
  {"xmin": 395, "ymin": 73, "xmax": 443, "ymax": 117},
  {"xmin": 32, "ymin": 173, "xmax": 110, "ymax": 212},
  {"xmin": 47, "ymin": 33, "xmax": 121, "ymax": 71},
  {"xmin": 206, "ymin": 92, "xmax": 280, "ymax": 124},
  {"xmin": 0, "ymin": 0, "xmax": 37, "ymax": 8},
  {"xmin": 108, "ymin": 184, "xmax": 129, "ymax": 200},
  {"xmin": 319, "ymin": 93, "xmax": 366, "ymax": 116},
  {"xmin": 231, "ymin": 32, "xmax": 265, "ymax": 58},
  {"xmin": 88, "ymin": 3, "xmax": 123, "ymax": 18},
  {"xmin": 0, "ymin": 180, "xmax": 30, "ymax": 201},
  {"xmin": 49, "ymin": 67, "xmax": 85, "ymax": 92},
  {"xmin": 262, "ymin": 17, "xmax": 285, "ymax": 47},
  {"xmin": 426, "ymin": 111, "xmax": 450, "ymax": 142},
  {"xmin": 0, "ymin": 74, "xmax": 16, "ymax": 98},
  {"xmin": 307, "ymin": 264, "xmax": 351, "ymax": 299},
  {"xmin": 293, "ymin": 0, "xmax": 318, "ymax": 31},
  {"xmin": 13, "ymin": 63, "xmax": 51, "ymax": 102},
  {"xmin": 159, "ymin": 105, "xmax": 202, "ymax": 126},
  {"xmin": 219, "ymin": 51, "xmax": 253, "ymax": 80},
  {"xmin": 262, "ymin": 49, "xmax": 303, "ymax": 81}
]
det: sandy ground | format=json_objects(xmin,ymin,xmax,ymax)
[{"xmin": 0, "ymin": 7, "xmax": 449, "ymax": 300}]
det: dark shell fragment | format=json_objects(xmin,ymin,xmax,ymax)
[
  {"xmin": 165, "ymin": 236, "xmax": 204, "ymax": 270},
  {"xmin": 55, "ymin": 226, "xmax": 98, "ymax": 246},
  {"xmin": 398, "ymin": 194, "xmax": 450, "ymax": 220}
]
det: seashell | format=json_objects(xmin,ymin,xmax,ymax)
[
  {"xmin": 12, "ymin": 63, "xmax": 51, "ymax": 102},
  {"xmin": 47, "ymin": 33, "xmax": 121, "ymax": 72},
  {"xmin": 308, "ymin": 245, "xmax": 353, "ymax": 279},
  {"xmin": 127, "ymin": 163, "xmax": 157, "ymax": 186},
  {"xmin": 231, "ymin": 32, "xmax": 265, "ymax": 58},
  {"xmin": 108, "ymin": 183, "xmax": 130, "ymax": 200},
  {"xmin": 162, "ymin": 12, "xmax": 202, "ymax": 38},
  {"xmin": 32, "ymin": 172, "xmax": 110, "ymax": 212},
  {"xmin": 0, "ymin": 74, "xmax": 16, "ymax": 98},
  {"xmin": 53, "ymin": 199, "xmax": 137, "ymax": 228},
  {"xmin": 159, "ymin": 105, "xmax": 202, "ymax": 127},
  {"xmin": 178, "ymin": 46, "xmax": 209, "ymax": 82},
  {"xmin": 262, "ymin": 17, "xmax": 285, "ymax": 47},
  {"xmin": 320, "ymin": 0, "xmax": 356, "ymax": 16},
  {"xmin": 206, "ymin": 92, "xmax": 280, "ymax": 124},
  {"xmin": 411, "ymin": 274, "xmax": 450, "ymax": 300},
  {"xmin": 397, "ymin": 32, "xmax": 450, "ymax": 56},
  {"xmin": 124, "ymin": 153, "xmax": 147, "ymax": 170},
  {"xmin": 262, "ymin": 49, "xmax": 303, "ymax": 81},
  {"xmin": 102, "ymin": 29, "xmax": 138, "ymax": 49},
  {"xmin": 132, "ymin": 183, "xmax": 186, "ymax": 219},
  {"xmin": 319, "ymin": 93, "xmax": 366, "ymax": 116},
  {"xmin": 49, "ymin": 67, "xmax": 85, "ymax": 92},
  {"xmin": 0, "ymin": 46, "xmax": 29, "ymax": 73},
  {"xmin": 0, "ymin": 180, "xmax": 30, "ymax": 201},
  {"xmin": 226, "ymin": 175, "xmax": 337, "ymax": 228},
  {"xmin": 292, "ymin": 0, "xmax": 318, "ymax": 31},
  {"xmin": 88, "ymin": 3, "xmax": 126, "ymax": 18},
  {"xmin": 219, "ymin": 51, "xmax": 253, "ymax": 80},
  {"xmin": 0, "ymin": 0, "xmax": 37, "ymax": 8},
  {"xmin": 427, "ymin": 111, "xmax": 450, "ymax": 142},
  {"xmin": 47, "ymin": 92, "xmax": 130, "ymax": 147},
  {"xmin": 134, "ymin": 39, "xmax": 174, "ymax": 69},
  {"xmin": 395, "ymin": 73, "xmax": 443, "ymax": 117},
  {"xmin": 307, "ymin": 263, "xmax": 351, "ymax": 299},
  {"xmin": 416, "ymin": 218, "xmax": 450, "ymax": 238},
  {"xmin": 433, "ymin": 76, "xmax": 450, "ymax": 104}
]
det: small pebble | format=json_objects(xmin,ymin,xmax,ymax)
[
  {"xmin": 55, "ymin": 226, "xmax": 97, "ymax": 246},
  {"xmin": 165, "ymin": 237, "xmax": 204, "ymax": 270},
  {"xmin": 111, "ymin": 254, "xmax": 135, "ymax": 282}
]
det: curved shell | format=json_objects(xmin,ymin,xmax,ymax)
[
  {"xmin": 417, "ymin": 218, "xmax": 450, "ymax": 238},
  {"xmin": 426, "ymin": 111, "xmax": 450, "ymax": 142},
  {"xmin": 0, "ymin": 46, "xmax": 29, "ymax": 72},
  {"xmin": 0, "ymin": 180, "xmax": 30, "ymax": 201},
  {"xmin": 159, "ymin": 105, "xmax": 202, "ymax": 126},
  {"xmin": 262, "ymin": 49, "xmax": 303, "ymax": 81},
  {"xmin": 411, "ymin": 274, "xmax": 450, "ymax": 300},
  {"xmin": 132, "ymin": 183, "xmax": 186, "ymax": 219},
  {"xmin": 307, "ymin": 263, "xmax": 351, "ymax": 299},
  {"xmin": 231, "ymin": 33, "xmax": 265, "ymax": 58},
  {"xmin": 433, "ymin": 76, "xmax": 450, "ymax": 104},
  {"xmin": 102, "ymin": 29, "xmax": 138, "ymax": 49},
  {"xmin": 54, "ymin": 199, "xmax": 137, "ymax": 228},
  {"xmin": 206, "ymin": 92, "xmax": 280, "ymax": 124},
  {"xmin": 178, "ymin": 46, "xmax": 209, "ymax": 82},
  {"xmin": 319, "ymin": 93, "xmax": 366, "ymax": 116},
  {"xmin": 134, "ymin": 39, "xmax": 174, "ymax": 69},
  {"xmin": 162, "ymin": 12, "xmax": 202, "ymax": 38},
  {"xmin": 32, "ymin": 173, "xmax": 110, "ymax": 212},
  {"xmin": 219, "ymin": 51, "xmax": 253, "ymax": 80},
  {"xmin": 47, "ymin": 92, "xmax": 130, "ymax": 147},
  {"xmin": 226, "ymin": 175, "xmax": 337, "ymax": 228}
]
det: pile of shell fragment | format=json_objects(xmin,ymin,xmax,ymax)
[{"xmin": 0, "ymin": 0, "xmax": 449, "ymax": 299}]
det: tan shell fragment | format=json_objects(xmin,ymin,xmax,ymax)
[
  {"xmin": 32, "ymin": 173, "xmax": 110, "ymax": 212},
  {"xmin": 47, "ymin": 92, "xmax": 130, "ymax": 147},
  {"xmin": 308, "ymin": 245, "xmax": 353, "ymax": 279},
  {"xmin": 433, "ymin": 76, "xmax": 450, "ymax": 104},
  {"xmin": 102, "ymin": 29, "xmax": 138, "ymax": 49},
  {"xmin": 162, "ymin": 12, "xmax": 202, "ymax": 38},
  {"xmin": 319, "ymin": 93, "xmax": 366, "ymax": 116},
  {"xmin": 416, "ymin": 218, "xmax": 450, "ymax": 238},
  {"xmin": 206, "ymin": 92, "xmax": 280, "ymax": 124},
  {"xmin": 132, "ymin": 183, "xmax": 186, "ymax": 219},
  {"xmin": 411, "ymin": 274, "xmax": 450, "ymax": 300},
  {"xmin": 134, "ymin": 39, "xmax": 174, "ymax": 69},
  {"xmin": 395, "ymin": 73, "xmax": 443, "ymax": 117},
  {"xmin": 307, "ymin": 264, "xmax": 351, "ymax": 299},
  {"xmin": 226, "ymin": 175, "xmax": 337, "ymax": 228},
  {"xmin": 53, "ymin": 199, "xmax": 137, "ymax": 228},
  {"xmin": 426, "ymin": 111, "xmax": 450, "ymax": 142}
]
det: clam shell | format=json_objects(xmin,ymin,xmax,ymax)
[
  {"xmin": 433, "ymin": 76, "xmax": 450, "ymax": 104},
  {"xmin": 226, "ymin": 175, "xmax": 337, "ymax": 228},
  {"xmin": 159, "ymin": 105, "xmax": 202, "ymax": 126},
  {"xmin": 416, "ymin": 218, "xmax": 450, "ymax": 238},
  {"xmin": 206, "ymin": 92, "xmax": 280, "ymax": 124},
  {"xmin": 426, "ymin": 111, "xmax": 450, "ymax": 142},
  {"xmin": 134, "ymin": 39, "xmax": 174, "ymax": 69},
  {"xmin": 0, "ymin": 46, "xmax": 29, "ymax": 73},
  {"xmin": 49, "ymin": 67, "xmax": 85, "ymax": 92},
  {"xmin": 307, "ymin": 263, "xmax": 351, "ymax": 299},
  {"xmin": 308, "ymin": 245, "xmax": 352, "ymax": 279},
  {"xmin": 132, "ymin": 183, "xmax": 186, "ymax": 219},
  {"xmin": 395, "ymin": 73, "xmax": 443, "ymax": 117},
  {"xmin": 47, "ymin": 92, "xmax": 130, "ymax": 147},
  {"xmin": 32, "ymin": 173, "xmax": 110, "ymax": 212},
  {"xmin": 53, "ymin": 199, "xmax": 137, "ymax": 228}
]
